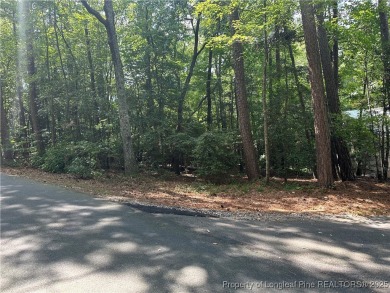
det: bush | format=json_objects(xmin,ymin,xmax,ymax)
[
  {"xmin": 42, "ymin": 144, "xmax": 69, "ymax": 173},
  {"xmin": 165, "ymin": 132, "xmax": 196, "ymax": 167},
  {"xmin": 67, "ymin": 157, "xmax": 99, "ymax": 179},
  {"xmin": 41, "ymin": 141, "xmax": 112, "ymax": 178},
  {"xmin": 193, "ymin": 131, "xmax": 239, "ymax": 182},
  {"xmin": 166, "ymin": 132, "xmax": 196, "ymax": 156},
  {"xmin": 139, "ymin": 129, "xmax": 166, "ymax": 167},
  {"xmin": 30, "ymin": 154, "xmax": 45, "ymax": 168}
]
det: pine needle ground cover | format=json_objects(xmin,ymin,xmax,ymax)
[{"xmin": 3, "ymin": 167, "xmax": 389, "ymax": 217}]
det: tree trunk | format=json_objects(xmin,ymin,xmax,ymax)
[
  {"xmin": 316, "ymin": 12, "xmax": 339, "ymax": 113},
  {"xmin": 177, "ymin": 17, "xmax": 204, "ymax": 132},
  {"xmin": 287, "ymin": 42, "xmax": 312, "ymax": 147},
  {"xmin": 81, "ymin": 0, "xmax": 137, "ymax": 175},
  {"xmin": 262, "ymin": 0, "xmax": 270, "ymax": 183},
  {"xmin": 332, "ymin": 1, "xmax": 339, "ymax": 93},
  {"xmin": 300, "ymin": 0, "xmax": 334, "ymax": 188},
  {"xmin": 173, "ymin": 16, "xmax": 205, "ymax": 174},
  {"xmin": 84, "ymin": 24, "xmax": 99, "ymax": 128},
  {"xmin": 231, "ymin": 8, "xmax": 260, "ymax": 181},
  {"xmin": 379, "ymin": 0, "xmax": 390, "ymax": 109},
  {"xmin": 282, "ymin": 53, "xmax": 290, "ymax": 182},
  {"xmin": 53, "ymin": 6, "xmax": 71, "ymax": 129},
  {"xmin": 272, "ymin": 25, "xmax": 282, "ymax": 114},
  {"xmin": 42, "ymin": 14, "xmax": 57, "ymax": 146},
  {"xmin": 216, "ymin": 54, "xmax": 227, "ymax": 129},
  {"xmin": 316, "ymin": 9, "xmax": 355, "ymax": 181},
  {"xmin": 0, "ymin": 80, "xmax": 13, "ymax": 162},
  {"xmin": 143, "ymin": 5, "xmax": 155, "ymax": 122},
  {"xmin": 12, "ymin": 11, "xmax": 28, "ymax": 156},
  {"xmin": 378, "ymin": 0, "xmax": 390, "ymax": 180},
  {"xmin": 25, "ymin": 2, "xmax": 45, "ymax": 156},
  {"xmin": 206, "ymin": 49, "xmax": 213, "ymax": 130}
]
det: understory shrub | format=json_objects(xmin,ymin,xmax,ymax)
[
  {"xmin": 67, "ymin": 157, "xmax": 98, "ymax": 179},
  {"xmin": 41, "ymin": 141, "xmax": 114, "ymax": 178},
  {"xmin": 41, "ymin": 144, "xmax": 69, "ymax": 173},
  {"xmin": 165, "ymin": 132, "xmax": 196, "ymax": 166},
  {"xmin": 193, "ymin": 131, "xmax": 239, "ymax": 182}
]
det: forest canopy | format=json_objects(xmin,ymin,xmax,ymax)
[{"xmin": 0, "ymin": 0, "xmax": 389, "ymax": 187}]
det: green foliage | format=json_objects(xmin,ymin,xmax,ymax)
[
  {"xmin": 41, "ymin": 141, "xmax": 115, "ymax": 178},
  {"xmin": 337, "ymin": 115, "xmax": 377, "ymax": 161},
  {"xmin": 166, "ymin": 132, "xmax": 196, "ymax": 159},
  {"xmin": 67, "ymin": 157, "xmax": 99, "ymax": 179},
  {"xmin": 1, "ymin": 0, "xmax": 388, "ymax": 182},
  {"xmin": 138, "ymin": 128, "xmax": 168, "ymax": 167},
  {"xmin": 193, "ymin": 131, "xmax": 239, "ymax": 182},
  {"xmin": 41, "ymin": 144, "xmax": 69, "ymax": 173},
  {"xmin": 283, "ymin": 182, "xmax": 302, "ymax": 191}
]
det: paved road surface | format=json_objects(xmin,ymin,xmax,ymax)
[{"xmin": 1, "ymin": 173, "xmax": 389, "ymax": 293}]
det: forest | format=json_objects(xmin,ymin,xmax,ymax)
[{"xmin": 0, "ymin": 0, "xmax": 389, "ymax": 188}]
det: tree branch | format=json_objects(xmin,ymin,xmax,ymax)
[
  {"xmin": 196, "ymin": 42, "xmax": 207, "ymax": 57},
  {"xmin": 81, "ymin": 0, "xmax": 107, "ymax": 27}
]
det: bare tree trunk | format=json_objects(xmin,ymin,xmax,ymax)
[
  {"xmin": 206, "ymin": 49, "xmax": 213, "ymax": 130},
  {"xmin": 282, "ymin": 52, "xmax": 290, "ymax": 182},
  {"xmin": 216, "ymin": 54, "xmax": 227, "ymax": 130},
  {"xmin": 12, "ymin": 11, "xmax": 28, "ymax": 156},
  {"xmin": 287, "ymin": 41, "xmax": 312, "ymax": 147},
  {"xmin": 316, "ymin": 9, "xmax": 355, "ymax": 181},
  {"xmin": 173, "ymin": 16, "xmax": 205, "ymax": 174},
  {"xmin": 262, "ymin": 0, "xmax": 270, "ymax": 183},
  {"xmin": 84, "ymin": 24, "xmax": 100, "ymax": 129},
  {"xmin": 177, "ymin": 16, "xmax": 205, "ymax": 132},
  {"xmin": 231, "ymin": 8, "xmax": 260, "ymax": 181},
  {"xmin": 42, "ymin": 12, "xmax": 57, "ymax": 146},
  {"xmin": 332, "ymin": 1, "xmax": 339, "ymax": 93},
  {"xmin": 272, "ymin": 25, "xmax": 282, "ymax": 114},
  {"xmin": 268, "ymin": 48, "xmax": 273, "ymax": 102},
  {"xmin": 316, "ymin": 12, "xmax": 339, "ymax": 113},
  {"xmin": 379, "ymin": 0, "xmax": 390, "ymax": 109},
  {"xmin": 81, "ymin": 0, "xmax": 137, "ymax": 175},
  {"xmin": 53, "ymin": 5, "xmax": 71, "ymax": 131},
  {"xmin": 300, "ymin": 0, "xmax": 334, "ymax": 188},
  {"xmin": 0, "ymin": 80, "xmax": 13, "ymax": 162},
  {"xmin": 378, "ymin": 0, "xmax": 390, "ymax": 180},
  {"xmin": 143, "ymin": 5, "xmax": 155, "ymax": 123},
  {"xmin": 145, "ymin": 47, "xmax": 154, "ymax": 119},
  {"xmin": 16, "ymin": 72, "xmax": 28, "ymax": 156},
  {"xmin": 25, "ymin": 2, "xmax": 44, "ymax": 156}
]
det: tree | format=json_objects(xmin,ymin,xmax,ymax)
[
  {"xmin": 84, "ymin": 23, "xmax": 99, "ymax": 130},
  {"xmin": 378, "ymin": 0, "xmax": 390, "ymax": 180},
  {"xmin": 231, "ymin": 8, "xmax": 259, "ymax": 180},
  {"xmin": 316, "ymin": 5, "xmax": 355, "ymax": 181},
  {"xmin": 2, "ymin": 0, "xmax": 388, "ymax": 183},
  {"xmin": 378, "ymin": 0, "xmax": 390, "ymax": 109},
  {"xmin": 206, "ymin": 48, "xmax": 213, "ymax": 130},
  {"xmin": 81, "ymin": 0, "xmax": 137, "ymax": 175},
  {"xmin": 339, "ymin": 0, "xmax": 386, "ymax": 180},
  {"xmin": 173, "ymin": 13, "xmax": 205, "ymax": 174},
  {"xmin": 12, "ymin": 5, "xmax": 28, "ymax": 156},
  {"xmin": 286, "ymin": 33, "xmax": 313, "ymax": 162},
  {"xmin": 176, "ymin": 16, "xmax": 205, "ymax": 133},
  {"xmin": 300, "ymin": 0, "xmax": 334, "ymax": 188},
  {"xmin": 24, "ymin": 1, "xmax": 45, "ymax": 157},
  {"xmin": 262, "ymin": 0, "xmax": 270, "ymax": 183},
  {"xmin": 0, "ymin": 79, "xmax": 13, "ymax": 162}
]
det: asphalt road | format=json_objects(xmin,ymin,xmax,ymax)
[{"xmin": 1, "ymin": 173, "xmax": 389, "ymax": 293}]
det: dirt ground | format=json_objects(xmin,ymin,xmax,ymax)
[{"xmin": 1, "ymin": 167, "xmax": 389, "ymax": 217}]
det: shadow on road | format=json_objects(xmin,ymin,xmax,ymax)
[{"xmin": 1, "ymin": 174, "xmax": 389, "ymax": 292}]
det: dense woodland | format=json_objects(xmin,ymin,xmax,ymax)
[{"xmin": 0, "ymin": 0, "xmax": 389, "ymax": 187}]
